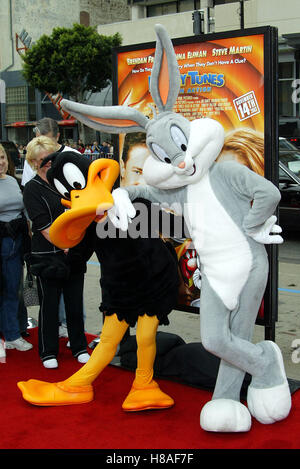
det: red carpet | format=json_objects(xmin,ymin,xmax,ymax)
[{"xmin": 1, "ymin": 328, "xmax": 300, "ymax": 450}]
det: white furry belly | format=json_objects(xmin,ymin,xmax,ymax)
[{"xmin": 186, "ymin": 173, "xmax": 252, "ymax": 310}]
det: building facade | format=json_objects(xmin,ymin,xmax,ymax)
[
  {"xmin": 0, "ymin": 0, "xmax": 130, "ymax": 144},
  {"xmin": 99, "ymin": 0, "xmax": 300, "ymax": 138}
]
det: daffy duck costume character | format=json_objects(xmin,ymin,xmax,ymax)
[{"xmin": 18, "ymin": 151, "xmax": 179, "ymax": 411}]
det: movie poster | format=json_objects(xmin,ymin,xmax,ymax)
[{"xmin": 114, "ymin": 27, "xmax": 277, "ymax": 324}]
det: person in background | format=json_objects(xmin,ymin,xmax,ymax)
[
  {"xmin": 5, "ymin": 151, "xmax": 30, "ymax": 337},
  {"xmin": 84, "ymin": 144, "xmax": 92, "ymax": 161},
  {"xmin": 23, "ymin": 136, "xmax": 90, "ymax": 369},
  {"xmin": 100, "ymin": 141, "xmax": 110, "ymax": 157},
  {"xmin": 0, "ymin": 144, "xmax": 32, "ymax": 354},
  {"xmin": 21, "ymin": 117, "xmax": 82, "ymax": 338},
  {"xmin": 21, "ymin": 117, "xmax": 81, "ymax": 188},
  {"xmin": 85, "ymin": 144, "xmax": 92, "ymax": 154},
  {"xmin": 91, "ymin": 141, "xmax": 101, "ymax": 154},
  {"xmin": 18, "ymin": 145, "xmax": 24, "ymax": 158},
  {"xmin": 77, "ymin": 143, "xmax": 85, "ymax": 154}
]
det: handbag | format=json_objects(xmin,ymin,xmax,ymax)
[{"xmin": 23, "ymin": 268, "xmax": 40, "ymax": 307}]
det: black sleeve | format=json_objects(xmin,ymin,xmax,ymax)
[{"xmin": 23, "ymin": 182, "xmax": 54, "ymax": 231}]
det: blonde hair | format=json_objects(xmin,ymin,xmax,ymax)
[
  {"xmin": 219, "ymin": 128, "xmax": 264, "ymax": 176},
  {"xmin": 26, "ymin": 136, "xmax": 58, "ymax": 169}
]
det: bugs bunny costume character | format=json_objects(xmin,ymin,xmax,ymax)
[{"xmin": 60, "ymin": 24, "xmax": 291, "ymax": 432}]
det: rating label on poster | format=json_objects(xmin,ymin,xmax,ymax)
[{"xmin": 233, "ymin": 91, "xmax": 260, "ymax": 121}]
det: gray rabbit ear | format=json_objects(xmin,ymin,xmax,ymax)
[
  {"xmin": 61, "ymin": 99, "xmax": 148, "ymax": 134},
  {"xmin": 150, "ymin": 24, "xmax": 181, "ymax": 113}
]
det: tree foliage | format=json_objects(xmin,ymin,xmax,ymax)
[{"xmin": 22, "ymin": 23, "xmax": 122, "ymax": 102}]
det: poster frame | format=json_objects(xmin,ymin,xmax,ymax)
[{"xmin": 112, "ymin": 25, "xmax": 279, "ymax": 340}]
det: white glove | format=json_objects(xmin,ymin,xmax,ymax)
[
  {"xmin": 107, "ymin": 188, "xmax": 136, "ymax": 231},
  {"xmin": 193, "ymin": 268, "xmax": 202, "ymax": 289},
  {"xmin": 247, "ymin": 215, "xmax": 283, "ymax": 244},
  {"xmin": 192, "ymin": 255, "xmax": 202, "ymax": 289}
]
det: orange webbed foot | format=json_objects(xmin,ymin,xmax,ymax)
[
  {"xmin": 122, "ymin": 380, "xmax": 174, "ymax": 412},
  {"xmin": 17, "ymin": 379, "xmax": 93, "ymax": 406}
]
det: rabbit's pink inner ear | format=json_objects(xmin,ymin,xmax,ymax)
[
  {"xmin": 158, "ymin": 49, "xmax": 170, "ymax": 106},
  {"xmin": 86, "ymin": 114, "xmax": 139, "ymax": 128}
]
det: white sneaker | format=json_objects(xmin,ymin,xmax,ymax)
[
  {"xmin": 5, "ymin": 337, "xmax": 33, "ymax": 351},
  {"xmin": 77, "ymin": 353, "xmax": 90, "ymax": 364},
  {"xmin": 43, "ymin": 358, "xmax": 58, "ymax": 369},
  {"xmin": 0, "ymin": 340, "xmax": 6, "ymax": 363}
]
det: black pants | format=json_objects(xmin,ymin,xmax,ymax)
[{"xmin": 37, "ymin": 272, "xmax": 87, "ymax": 361}]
